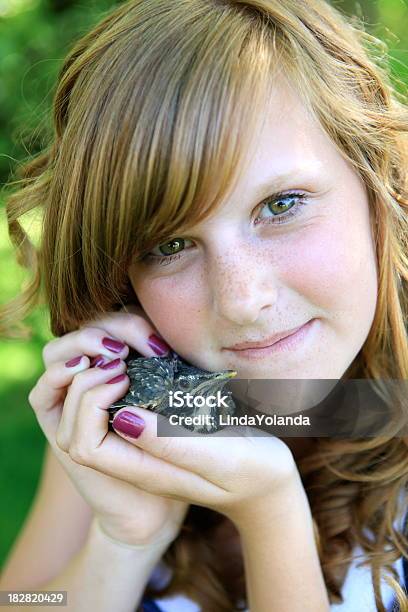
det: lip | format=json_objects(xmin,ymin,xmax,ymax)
[
  {"xmin": 224, "ymin": 321, "xmax": 312, "ymax": 351},
  {"xmin": 222, "ymin": 319, "xmax": 317, "ymax": 359}
]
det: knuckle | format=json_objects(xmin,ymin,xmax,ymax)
[
  {"xmin": 27, "ymin": 386, "xmax": 38, "ymax": 408},
  {"xmin": 81, "ymin": 388, "xmax": 110, "ymax": 412},
  {"xmin": 68, "ymin": 444, "xmax": 90, "ymax": 465},
  {"xmin": 69, "ymin": 367, "xmax": 93, "ymax": 390},
  {"xmin": 67, "ymin": 375, "xmax": 84, "ymax": 395},
  {"xmin": 126, "ymin": 314, "xmax": 153, "ymax": 341},
  {"xmin": 157, "ymin": 438, "xmax": 175, "ymax": 463},
  {"xmin": 55, "ymin": 431, "xmax": 69, "ymax": 453},
  {"xmin": 125, "ymin": 452, "xmax": 156, "ymax": 493},
  {"xmin": 175, "ymin": 446, "xmax": 190, "ymax": 467},
  {"xmin": 42, "ymin": 341, "xmax": 56, "ymax": 366},
  {"xmin": 78, "ymin": 326, "xmax": 102, "ymax": 347},
  {"xmin": 82, "ymin": 387, "xmax": 98, "ymax": 405},
  {"xmin": 41, "ymin": 345, "xmax": 49, "ymax": 363}
]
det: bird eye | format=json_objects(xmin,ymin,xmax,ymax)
[{"xmin": 179, "ymin": 378, "xmax": 191, "ymax": 389}]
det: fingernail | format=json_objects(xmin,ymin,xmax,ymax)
[
  {"xmin": 90, "ymin": 354, "xmax": 107, "ymax": 368},
  {"xmin": 100, "ymin": 358, "xmax": 121, "ymax": 370},
  {"xmin": 102, "ymin": 337, "xmax": 126, "ymax": 353},
  {"xmin": 112, "ymin": 411, "xmax": 145, "ymax": 438},
  {"xmin": 147, "ymin": 334, "xmax": 170, "ymax": 356},
  {"xmin": 106, "ymin": 373, "xmax": 128, "ymax": 384},
  {"xmin": 65, "ymin": 355, "xmax": 83, "ymax": 367}
]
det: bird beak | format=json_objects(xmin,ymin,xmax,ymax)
[{"xmin": 214, "ymin": 370, "xmax": 237, "ymax": 381}]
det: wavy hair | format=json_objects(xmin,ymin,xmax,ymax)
[{"xmin": 1, "ymin": 0, "xmax": 408, "ymax": 610}]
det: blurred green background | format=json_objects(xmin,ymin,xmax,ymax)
[{"xmin": 0, "ymin": 0, "xmax": 407, "ymax": 572}]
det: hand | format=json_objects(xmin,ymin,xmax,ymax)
[
  {"xmin": 58, "ymin": 365, "xmax": 299, "ymax": 528},
  {"xmin": 28, "ymin": 304, "xmax": 190, "ymax": 547},
  {"xmin": 112, "ymin": 410, "xmax": 298, "ymax": 526}
]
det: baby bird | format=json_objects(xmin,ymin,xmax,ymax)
[{"xmin": 107, "ymin": 349, "xmax": 237, "ymax": 434}]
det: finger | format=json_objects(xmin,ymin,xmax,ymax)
[
  {"xmin": 28, "ymin": 355, "xmax": 90, "ymax": 443},
  {"xmin": 83, "ymin": 310, "xmax": 172, "ymax": 358},
  {"xmin": 109, "ymin": 405, "xmax": 255, "ymax": 486},
  {"xmin": 42, "ymin": 311, "xmax": 171, "ymax": 368},
  {"xmin": 109, "ymin": 407, "xmax": 292, "ymax": 498},
  {"xmin": 41, "ymin": 326, "xmax": 130, "ymax": 369},
  {"xmin": 70, "ymin": 384, "xmax": 221, "ymax": 501},
  {"xmin": 55, "ymin": 358, "xmax": 128, "ymax": 452}
]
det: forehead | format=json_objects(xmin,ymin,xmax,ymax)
[
  {"xmin": 130, "ymin": 73, "xmax": 354, "ymax": 258},
  {"xmin": 252, "ymin": 78, "xmax": 330, "ymax": 174},
  {"xmin": 204, "ymin": 76, "xmax": 338, "ymax": 215}
]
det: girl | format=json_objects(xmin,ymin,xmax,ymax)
[{"xmin": 0, "ymin": 0, "xmax": 407, "ymax": 610}]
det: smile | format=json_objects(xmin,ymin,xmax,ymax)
[{"xmin": 223, "ymin": 318, "xmax": 318, "ymax": 360}]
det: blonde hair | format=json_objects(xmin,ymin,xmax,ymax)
[{"xmin": 1, "ymin": 1, "xmax": 408, "ymax": 609}]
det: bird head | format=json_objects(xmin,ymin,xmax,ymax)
[
  {"xmin": 174, "ymin": 362, "xmax": 237, "ymax": 397},
  {"xmin": 107, "ymin": 349, "xmax": 237, "ymax": 431}
]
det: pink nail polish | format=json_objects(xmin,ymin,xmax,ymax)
[
  {"xmin": 102, "ymin": 337, "xmax": 126, "ymax": 353},
  {"xmin": 65, "ymin": 355, "xmax": 83, "ymax": 367},
  {"xmin": 90, "ymin": 354, "xmax": 107, "ymax": 368},
  {"xmin": 100, "ymin": 358, "xmax": 121, "ymax": 370},
  {"xmin": 147, "ymin": 334, "xmax": 170, "ymax": 356},
  {"xmin": 106, "ymin": 373, "xmax": 127, "ymax": 384},
  {"xmin": 112, "ymin": 411, "xmax": 145, "ymax": 438}
]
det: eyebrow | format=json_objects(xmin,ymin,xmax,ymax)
[
  {"xmin": 147, "ymin": 163, "xmax": 325, "ymax": 244},
  {"xmin": 252, "ymin": 164, "xmax": 324, "ymax": 199}
]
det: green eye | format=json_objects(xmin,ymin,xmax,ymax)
[
  {"xmin": 255, "ymin": 192, "xmax": 309, "ymax": 226},
  {"xmin": 149, "ymin": 237, "xmax": 195, "ymax": 258},
  {"xmin": 155, "ymin": 238, "xmax": 185, "ymax": 256},
  {"xmin": 142, "ymin": 191, "xmax": 310, "ymax": 267},
  {"xmin": 267, "ymin": 196, "xmax": 296, "ymax": 215}
]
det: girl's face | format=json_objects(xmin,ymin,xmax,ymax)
[{"xmin": 128, "ymin": 78, "xmax": 378, "ymax": 380}]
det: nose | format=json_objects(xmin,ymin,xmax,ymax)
[{"xmin": 208, "ymin": 243, "xmax": 278, "ymax": 325}]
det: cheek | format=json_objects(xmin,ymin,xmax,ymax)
[
  {"xmin": 131, "ymin": 273, "xmax": 205, "ymax": 347},
  {"xmin": 282, "ymin": 207, "xmax": 378, "ymax": 335}
]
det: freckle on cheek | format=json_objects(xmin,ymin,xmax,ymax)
[{"xmin": 136, "ymin": 277, "xmax": 202, "ymax": 340}]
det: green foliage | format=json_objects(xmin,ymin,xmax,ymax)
[
  {"xmin": 0, "ymin": 383, "xmax": 45, "ymax": 566},
  {"xmin": 0, "ymin": 0, "xmax": 123, "ymax": 183}
]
